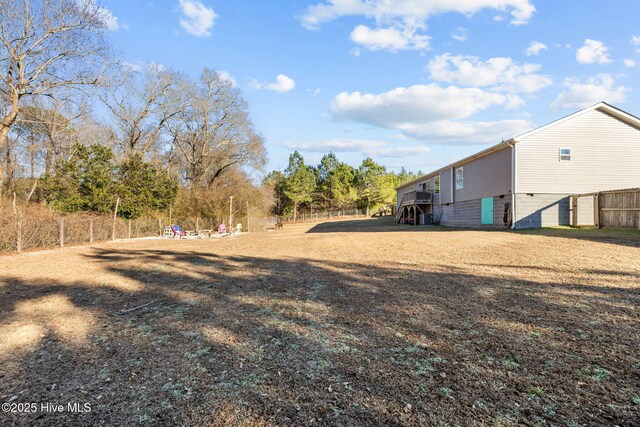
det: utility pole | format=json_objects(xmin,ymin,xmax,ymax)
[{"xmin": 229, "ymin": 196, "xmax": 234, "ymax": 227}]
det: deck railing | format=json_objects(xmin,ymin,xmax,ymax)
[{"xmin": 400, "ymin": 191, "xmax": 432, "ymax": 205}]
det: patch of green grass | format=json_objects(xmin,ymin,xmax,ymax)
[
  {"xmin": 490, "ymin": 414, "xmax": 516, "ymax": 426},
  {"xmin": 542, "ymin": 404, "xmax": 556, "ymax": 416},
  {"xmin": 316, "ymin": 358, "xmax": 331, "ymax": 370},
  {"xmin": 502, "ymin": 356, "xmax": 520, "ymax": 369},
  {"xmin": 246, "ymin": 346, "xmax": 264, "ymax": 363},
  {"xmin": 236, "ymin": 372, "xmax": 266, "ymax": 386},
  {"xmin": 632, "ymin": 394, "xmax": 640, "ymax": 406},
  {"xmin": 331, "ymin": 342, "xmax": 356, "ymax": 354},
  {"xmin": 591, "ymin": 367, "xmax": 612, "ymax": 381},
  {"xmin": 527, "ymin": 385, "xmax": 547, "ymax": 399},
  {"xmin": 440, "ymin": 387, "xmax": 454, "ymax": 398}
]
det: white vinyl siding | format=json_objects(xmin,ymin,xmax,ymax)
[{"xmin": 517, "ymin": 109, "xmax": 640, "ymax": 194}]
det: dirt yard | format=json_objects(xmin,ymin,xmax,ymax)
[{"xmin": 0, "ymin": 218, "xmax": 638, "ymax": 426}]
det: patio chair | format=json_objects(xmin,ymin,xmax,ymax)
[{"xmin": 171, "ymin": 225, "xmax": 186, "ymax": 238}]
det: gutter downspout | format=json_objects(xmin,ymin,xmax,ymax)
[
  {"xmin": 510, "ymin": 141, "xmax": 517, "ymax": 229},
  {"xmin": 450, "ymin": 166, "xmax": 454, "ymax": 204}
]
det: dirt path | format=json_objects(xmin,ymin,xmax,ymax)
[{"xmin": 1, "ymin": 218, "xmax": 639, "ymax": 425}]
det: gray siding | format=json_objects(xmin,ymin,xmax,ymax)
[
  {"xmin": 517, "ymin": 109, "xmax": 640, "ymax": 194},
  {"xmin": 434, "ymin": 195, "xmax": 511, "ymax": 229},
  {"xmin": 514, "ymin": 194, "xmax": 571, "ymax": 229},
  {"xmin": 440, "ymin": 169, "xmax": 453, "ymax": 204},
  {"xmin": 454, "ymin": 147, "xmax": 512, "ymax": 202}
]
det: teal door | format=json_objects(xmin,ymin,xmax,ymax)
[{"xmin": 481, "ymin": 197, "xmax": 494, "ymax": 225}]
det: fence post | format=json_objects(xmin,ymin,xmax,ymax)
[
  {"xmin": 594, "ymin": 193, "xmax": 600, "ymax": 228},
  {"xmin": 60, "ymin": 219, "xmax": 64, "ymax": 248},
  {"xmin": 89, "ymin": 219, "xmax": 94, "ymax": 243},
  {"xmin": 16, "ymin": 216, "xmax": 22, "ymax": 253},
  {"xmin": 112, "ymin": 197, "xmax": 120, "ymax": 240},
  {"xmin": 159, "ymin": 218, "xmax": 163, "ymax": 236},
  {"xmin": 128, "ymin": 219, "xmax": 132, "ymax": 239}
]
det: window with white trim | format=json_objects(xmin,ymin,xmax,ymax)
[
  {"xmin": 434, "ymin": 176, "xmax": 440, "ymax": 194},
  {"xmin": 455, "ymin": 167, "xmax": 464, "ymax": 189},
  {"xmin": 559, "ymin": 148, "xmax": 572, "ymax": 162}
]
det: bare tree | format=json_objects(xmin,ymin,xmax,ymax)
[
  {"xmin": 12, "ymin": 96, "xmax": 87, "ymax": 177},
  {"xmin": 0, "ymin": 0, "xmax": 111, "ymax": 194},
  {"xmin": 166, "ymin": 69, "xmax": 266, "ymax": 189},
  {"xmin": 101, "ymin": 64, "xmax": 185, "ymax": 157}
]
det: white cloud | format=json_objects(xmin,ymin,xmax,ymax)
[
  {"xmin": 122, "ymin": 61, "xmax": 166, "ymax": 72},
  {"xmin": 451, "ymin": 27, "xmax": 468, "ymax": 42},
  {"xmin": 252, "ymin": 74, "xmax": 296, "ymax": 93},
  {"xmin": 216, "ymin": 71, "xmax": 237, "ymax": 87},
  {"xmin": 178, "ymin": 0, "xmax": 217, "ymax": 37},
  {"xmin": 427, "ymin": 54, "xmax": 552, "ymax": 94},
  {"xmin": 632, "ymin": 35, "xmax": 640, "ymax": 53},
  {"xmin": 526, "ymin": 41, "xmax": 547, "ymax": 56},
  {"xmin": 397, "ymin": 119, "xmax": 531, "ymax": 144},
  {"xmin": 77, "ymin": 0, "xmax": 120, "ymax": 30},
  {"xmin": 350, "ymin": 25, "xmax": 429, "ymax": 51},
  {"xmin": 551, "ymin": 74, "xmax": 628, "ymax": 110},
  {"xmin": 623, "ymin": 58, "xmax": 637, "ymax": 68},
  {"xmin": 280, "ymin": 138, "xmax": 431, "ymax": 158},
  {"xmin": 300, "ymin": 0, "xmax": 535, "ymax": 52},
  {"xmin": 330, "ymin": 84, "xmax": 530, "ymax": 144},
  {"xmin": 300, "ymin": 0, "xmax": 535, "ymax": 29},
  {"xmin": 576, "ymin": 39, "xmax": 612, "ymax": 64}
]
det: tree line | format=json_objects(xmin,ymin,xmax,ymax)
[
  {"xmin": 264, "ymin": 151, "xmax": 421, "ymax": 220},
  {"xmin": 0, "ymin": 0, "xmax": 269, "ymax": 224}
]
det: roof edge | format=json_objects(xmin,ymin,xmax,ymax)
[{"xmin": 396, "ymin": 102, "xmax": 640, "ymax": 191}]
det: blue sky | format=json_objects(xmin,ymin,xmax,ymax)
[{"xmin": 99, "ymin": 0, "xmax": 640, "ymax": 175}]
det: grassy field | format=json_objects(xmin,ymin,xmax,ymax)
[{"xmin": 0, "ymin": 218, "xmax": 638, "ymax": 426}]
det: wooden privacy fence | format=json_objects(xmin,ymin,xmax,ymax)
[{"xmin": 571, "ymin": 188, "xmax": 640, "ymax": 229}]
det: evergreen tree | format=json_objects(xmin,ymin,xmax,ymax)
[
  {"xmin": 42, "ymin": 144, "xmax": 178, "ymax": 218},
  {"xmin": 42, "ymin": 144, "xmax": 117, "ymax": 214},
  {"xmin": 283, "ymin": 151, "xmax": 315, "ymax": 220},
  {"xmin": 115, "ymin": 154, "xmax": 178, "ymax": 219}
]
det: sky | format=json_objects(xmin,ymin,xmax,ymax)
[{"xmin": 99, "ymin": 0, "xmax": 640, "ymax": 176}]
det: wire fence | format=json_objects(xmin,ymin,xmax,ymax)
[
  {"xmin": 278, "ymin": 208, "xmax": 366, "ymax": 223},
  {"xmin": 0, "ymin": 206, "xmax": 367, "ymax": 255}
]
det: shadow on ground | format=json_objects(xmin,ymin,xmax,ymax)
[
  {"xmin": 0, "ymin": 244, "xmax": 638, "ymax": 426},
  {"xmin": 306, "ymin": 217, "xmax": 457, "ymax": 234},
  {"xmin": 308, "ymin": 217, "xmax": 640, "ymax": 250}
]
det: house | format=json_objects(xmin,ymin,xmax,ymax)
[{"xmin": 395, "ymin": 102, "xmax": 640, "ymax": 229}]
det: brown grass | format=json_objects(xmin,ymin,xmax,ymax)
[{"xmin": 0, "ymin": 218, "xmax": 638, "ymax": 425}]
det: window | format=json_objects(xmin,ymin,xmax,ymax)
[
  {"xmin": 455, "ymin": 167, "xmax": 464, "ymax": 189},
  {"xmin": 425, "ymin": 180, "xmax": 431, "ymax": 191},
  {"xmin": 421, "ymin": 182, "xmax": 427, "ymax": 190},
  {"xmin": 434, "ymin": 176, "xmax": 440, "ymax": 194},
  {"xmin": 559, "ymin": 148, "xmax": 571, "ymax": 162}
]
